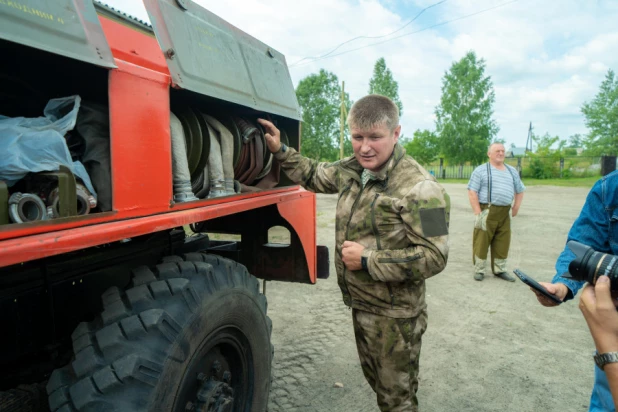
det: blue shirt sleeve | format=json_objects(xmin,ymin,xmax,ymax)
[
  {"xmin": 505, "ymin": 165, "xmax": 526, "ymax": 193},
  {"xmin": 553, "ymin": 178, "xmax": 610, "ymax": 300},
  {"xmin": 513, "ymin": 172, "xmax": 526, "ymax": 193},
  {"xmin": 468, "ymin": 167, "xmax": 482, "ymax": 192}
]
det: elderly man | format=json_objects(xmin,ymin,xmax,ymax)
[
  {"xmin": 468, "ymin": 142, "xmax": 525, "ymax": 282},
  {"xmin": 258, "ymin": 94, "xmax": 450, "ymax": 411}
]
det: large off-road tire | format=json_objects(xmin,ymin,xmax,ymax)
[{"xmin": 46, "ymin": 253, "xmax": 273, "ymax": 412}]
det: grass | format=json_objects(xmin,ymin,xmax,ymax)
[
  {"xmin": 521, "ymin": 176, "xmax": 600, "ymax": 187},
  {"xmin": 437, "ymin": 176, "xmax": 600, "ymax": 187}
]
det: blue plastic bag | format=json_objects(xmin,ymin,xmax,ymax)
[{"xmin": 0, "ymin": 95, "xmax": 97, "ymax": 198}]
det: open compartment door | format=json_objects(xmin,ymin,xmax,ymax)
[
  {"xmin": 143, "ymin": 0, "xmax": 301, "ymax": 120},
  {"xmin": 0, "ymin": 0, "xmax": 116, "ymax": 68}
]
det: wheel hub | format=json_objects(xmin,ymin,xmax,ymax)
[
  {"xmin": 196, "ymin": 379, "xmax": 234, "ymax": 411},
  {"xmin": 185, "ymin": 361, "xmax": 235, "ymax": 412}
]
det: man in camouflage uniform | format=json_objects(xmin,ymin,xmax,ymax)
[{"xmin": 258, "ymin": 95, "xmax": 450, "ymax": 411}]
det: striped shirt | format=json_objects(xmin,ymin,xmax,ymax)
[{"xmin": 468, "ymin": 163, "xmax": 525, "ymax": 206}]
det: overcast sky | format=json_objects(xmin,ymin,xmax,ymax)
[{"xmin": 102, "ymin": 0, "xmax": 618, "ymax": 148}]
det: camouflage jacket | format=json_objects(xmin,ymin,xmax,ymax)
[{"xmin": 275, "ymin": 144, "xmax": 450, "ymax": 318}]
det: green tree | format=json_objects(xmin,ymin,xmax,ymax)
[
  {"xmin": 398, "ymin": 133, "xmax": 411, "ymax": 146},
  {"xmin": 296, "ymin": 69, "xmax": 351, "ymax": 161},
  {"xmin": 533, "ymin": 132, "xmax": 561, "ymax": 155},
  {"xmin": 435, "ymin": 51, "xmax": 499, "ymax": 165},
  {"xmin": 581, "ymin": 69, "xmax": 618, "ymax": 155},
  {"xmin": 368, "ymin": 57, "xmax": 403, "ymax": 116},
  {"xmin": 568, "ymin": 133, "xmax": 583, "ymax": 148},
  {"xmin": 527, "ymin": 132, "xmax": 563, "ymax": 179},
  {"xmin": 403, "ymin": 129, "xmax": 439, "ymax": 165}
]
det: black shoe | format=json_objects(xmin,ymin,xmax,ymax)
[
  {"xmin": 494, "ymin": 272, "xmax": 515, "ymax": 282},
  {"xmin": 474, "ymin": 273, "xmax": 484, "ymax": 281}
]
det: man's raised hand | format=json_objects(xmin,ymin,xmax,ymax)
[{"xmin": 257, "ymin": 118, "xmax": 282, "ymax": 154}]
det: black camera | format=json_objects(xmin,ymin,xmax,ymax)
[{"xmin": 565, "ymin": 240, "xmax": 618, "ymax": 289}]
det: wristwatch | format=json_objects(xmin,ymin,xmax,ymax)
[
  {"xmin": 594, "ymin": 352, "xmax": 618, "ymax": 370},
  {"xmin": 279, "ymin": 143, "xmax": 288, "ymax": 153}
]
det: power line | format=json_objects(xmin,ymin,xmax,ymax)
[
  {"xmin": 289, "ymin": 0, "xmax": 518, "ymax": 69},
  {"xmin": 291, "ymin": 0, "xmax": 517, "ymax": 67},
  {"xmin": 289, "ymin": 0, "xmax": 448, "ymax": 67}
]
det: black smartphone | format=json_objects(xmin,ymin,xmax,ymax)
[{"xmin": 513, "ymin": 269, "xmax": 562, "ymax": 305}]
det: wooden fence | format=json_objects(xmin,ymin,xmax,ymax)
[{"xmin": 423, "ymin": 156, "xmax": 611, "ymax": 179}]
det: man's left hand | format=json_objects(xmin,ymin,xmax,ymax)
[
  {"xmin": 579, "ymin": 276, "xmax": 618, "ymax": 353},
  {"xmin": 512, "ymin": 207, "xmax": 519, "ymax": 217},
  {"xmin": 257, "ymin": 118, "xmax": 282, "ymax": 153},
  {"xmin": 342, "ymin": 241, "xmax": 364, "ymax": 271}
]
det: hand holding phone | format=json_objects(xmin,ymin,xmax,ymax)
[{"xmin": 514, "ymin": 269, "xmax": 563, "ymax": 305}]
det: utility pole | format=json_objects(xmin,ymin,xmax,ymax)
[
  {"xmin": 526, "ymin": 122, "xmax": 533, "ymax": 153},
  {"xmin": 340, "ymin": 81, "xmax": 347, "ymax": 160}
]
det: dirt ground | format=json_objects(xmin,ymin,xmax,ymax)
[{"xmin": 266, "ymin": 183, "xmax": 596, "ymax": 412}]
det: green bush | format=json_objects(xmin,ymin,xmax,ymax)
[
  {"xmin": 562, "ymin": 168, "xmax": 573, "ymax": 178},
  {"xmin": 528, "ymin": 157, "xmax": 558, "ymax": 179}
]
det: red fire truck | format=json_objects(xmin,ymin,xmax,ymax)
[{"xmin": 0, "ymin": 1, "xmax": 327, "ymax": 410}]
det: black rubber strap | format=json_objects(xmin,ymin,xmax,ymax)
[{"xmin": 486, "ymin": 163, "xmax": 492, "ymax": 205}]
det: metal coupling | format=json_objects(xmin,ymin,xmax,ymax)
[
  {"xmin": 8, "ymin": 192, "xmax": 48, "ymax": 223},
  {"xmin": 224, "ymin": 178, "xmax": 236, "ymax": 195},
  {"xmin": 87, "ymin": 194, "xmax": 97, "ymax": 209},
  {"xmin": 173, "ymin": 180, "xmax": 199, "ymax": 203},
  {"xmin": 207, "ymin": 180, "xmax": 227, "ymax": 198},
  {"xmin": 47, "ymin": 183, "xmax": 97, "ymax": 218}
]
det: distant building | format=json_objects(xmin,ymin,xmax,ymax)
[{"xmin": 506, "ymin": 147, "xmax": 527, "ymax": 157}]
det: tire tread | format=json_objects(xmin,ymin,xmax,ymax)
[{"xmin": 47, "ymin": 252, "xmax": 272, "ymax": 411}]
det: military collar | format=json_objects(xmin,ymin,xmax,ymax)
[
  {"xmin": 363, "ymin": 144, "xmax": 406, "ymax": 181},
  {"xmin": 338, "ymin": 156, "xmax": 364, "ymax": 182},
  {"xmin": 339, "ymin": 144, "xmax": 405, "ymax": 183}
]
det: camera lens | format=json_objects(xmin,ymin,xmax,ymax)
[{"xmin": 567, "ymin": 240, "xmax": 618, "ymax": 290}]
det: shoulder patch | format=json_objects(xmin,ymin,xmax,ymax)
[{"xmin": 419, "ymin": 208, "xmax": 448, "ymax": 237}]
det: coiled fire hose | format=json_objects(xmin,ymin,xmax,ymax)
[{"xmin": 8, "ymin": 192, "xmax": 48, "ymax": 223}]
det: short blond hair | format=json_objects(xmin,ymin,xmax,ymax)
[{"xmin": 347, "ymin": 94, "xmax": 399, "ymax": 132}]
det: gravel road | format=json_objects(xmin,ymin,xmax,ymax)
[{"xmin": 266, "ymin": 183, "xmax": 596, "ymax": 412}]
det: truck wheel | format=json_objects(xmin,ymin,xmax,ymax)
[{"xmin": 46, "ymin": 253, "xmax": 272, "ymax": 412}]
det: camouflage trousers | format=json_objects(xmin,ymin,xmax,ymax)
[
  {"xmin": 473, "ymin": 204, "xmax": 511, "ymax": 275},
  {"xmin": 352, "ymin": 309, "xmax": 428, "ymax": 411}
]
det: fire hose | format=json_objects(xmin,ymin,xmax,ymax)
[{"xmin": 8, "ymin": 192, "xmax": 48, "ymax": 223}]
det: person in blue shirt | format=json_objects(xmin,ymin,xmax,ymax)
[
  {"xmin": 533, "ymin": 170, "xmax": 618, "ymax": 411},
  {"xmin": 580, "ymin": 275, "xmax": 618, "ymax": 411}
]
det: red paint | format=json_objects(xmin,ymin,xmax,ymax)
[
  {"xmin": 0, "ymin": 13, "xmax": 317, "ymax": 284},
  {"xmin": 277, "ymin": 194, "xmax": 317, "ymax": 283},
  {"xmin": 99, "ymin": 17, "xmax": 169, "ymax": 75},
  {"xmin": 1, "ymin": 189, "xmax": 315, "ymax": 275},
  {"xmin": 108, "ymin": 60, "xmax": 173, "ymax": 214}
]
